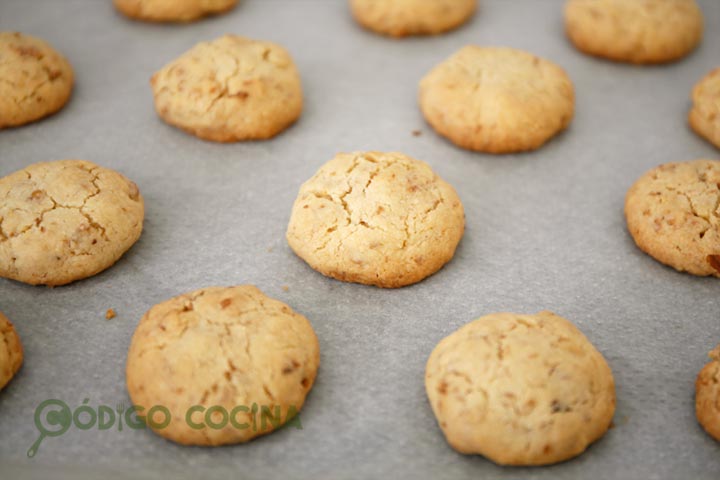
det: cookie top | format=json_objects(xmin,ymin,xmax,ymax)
[
  {"xmin": 286, "ymin": 151, "xmax": 465, "ymax": 288},
  {"xmin": 425, "ymin": 311, "xmax": 616, "ymax": 466},
  {"xmin": 0, "ymin": 32, "xmax": 74, "ymax": 129},
  {"xmin": 696, "ymin": 344, "xmax": 720, "ymax": 442},
  {"xmin": 0, "ymin": 311, "xmax": 23, "ymax": 391},
  {"xmin": 113, "ymin": 0, "xmax": 238, "ymax": 22},
  {"xmin": 151, "ymin": 35, "xmax": 303, "ymax": 142},
  {"xmin": 126, "ymin": 285, "xmax": 320, "ymax": 446},
  {"xmin": 0, "ymin": 160, "xmax": 144, "ymax": 286},
  {"xmin": 625, "ymin": 160, "xmax": 720, "ymax": 277},
  {"xmin": 350, "ymin": 0, "xmax": 477, "ymax": 37},
  {"xmin": 419, "ymin": 46, "xmax": 574, "ymax": 153},
  {"xmin": 564, "ymin": 0, "xmax": 703, "ymax": 64},
  {"xmin": 689, "ymin": 68, "xmax": 720, "ymax": 150}
]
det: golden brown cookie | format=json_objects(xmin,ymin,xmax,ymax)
[
  {"xmin": 150, "ymin": 35, "xmax": 303, "ymax": 142},
  {"xmin": 564, "ymin": 0, "xmax": 703, "ymax": 64},
  {"xmin": 286, "ymin": 151, "xmax": 465, "ymax": 288},
  {"xmin": 696, "ymin": 344, "xmax": 720, "ymax": 442},
  {"xmin": 126, "ymin": 285, "xmax": 320, "ymax": 446},
  {"xmin": 689, "ymin": 68, "xmax": 720, "ymax": 150},
  {"xmin": 0, "ymin": 32, "xmax": 74, "ymax": 129},
  {"xmin": 0, "ymin": 311, "xmax": 23, "ymax": 391},
  {"xmin": 113, "ymin": 0, "xmax": 238, "ymax": 23},
  {"xmin": 0, "ymin": 160, "xmax": 145, "ymax": 286},
  {"xmin": 625, "ymin": 160, "xmax": 720, "ymax": 277},
  {"xmin": 419, "ymin": 46, "xmax": 574, "ymax": 153},
  {"xmin": 350, "ymin": 0, "xmax": 477, "ymax": 37},
  {"xmin": 425, "ymin": 311, "xmax": 616, "ymax": 466}
]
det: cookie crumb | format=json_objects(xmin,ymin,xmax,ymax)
[
  {"xmin": 105, "ymin": 308, "xmax": 116, "ymax": 320},
  {"xmin": 267, "ymin": 247, "xmax": 274, "ymax": 253},
  {"xmin": 412, "ymin": 129, "xmax": 422, "ymax": 137},
  {"xmin": 281, "ymin": 285, "xmax": 289, "ymax": 292}
]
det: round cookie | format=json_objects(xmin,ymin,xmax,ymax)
[
  {"xmin": 113, "ymin": 0, "xmax": 238, "ymax": 23},
  {"xmin": 0, "ymin": 311, "xmax": 23, "ymax": 391},
  {"xmin": 0, "ymin": 160, "xmax": 144, "ymax": 286},
  {"xmin": 425, "ymin": 311, "xmax": 616, "ymax": 466},
  {"xmin": 696, "ymin": 344, "xmax": 720, "ymax": 442},
  {"xmin": 350, "ymin": 0, "xmax": 477, "ymax": 37},
  {"xmin": 689, "ymin": 68, "xmax": 720, "ymax": 150},
  {"xmin": 624, "ymin": 160, "xmax": 720, "ymax": 277},
  {"xmin": 286, "ymin": 151, "xmax": 465, "ymax": 288},
  {"xmin": 126, "ymin": 285, "xmax": 320, "ymax": 446},
  {"xmin": 150, "ymin": 35, "xmax": 303, "ymax": 142},
  {"xmin": 0, "ymin": 32, "xmax": 74, "ymax": 129},
  {"xmin": 564, "ymin": 0, "xmax": 703, "ymax": 64},
  {"xmin": 419, "ymin": 46, "xmax": 574, "ymax": 153}
]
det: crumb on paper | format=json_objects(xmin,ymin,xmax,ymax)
[
  {"xmin": 105, "ymin": 308, "xmax": 116, "ymax": 320},
  {"xmin": 267, "ymin": 246, "xmax": 274, "ymax": 253},
  {"xmin": 412, "ymin": 130, "xmax": 422, "ymax": 137},
  {"xmin": 281, "ymin": 285, "xmax": 289, "ymax": 292}
]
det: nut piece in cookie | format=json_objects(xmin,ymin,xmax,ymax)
[
  {"xmin": 689, "ymin": 68, "xmax": 720, "ymax": 150},
  {"xmin": 0, "ymin": 160, "xmax": 145, "ymax": 286},
  {"xmin": 126, "ymin": 285, "xmax": 320, "ymax": 446},
  {"xmin": 696, "ymin": 344, "xmax": 720, "ymax": 442},
  {"xmin": 113, "ymin": 0, "xmax": 238, "ymax": 23},
  {"xmin": 286, "ymin": 151, "xmax": 465, "ymax": 288},
  {"xmin": 0, "ymin": 32, "xmax": 74, "ymax": 129},
  {"xmin": 624, "ymin": 160, "xmax": 720, "ymax": 277},
  {"xmin": 419, "ymin": 46, "xmax": 574, "ymax": 153},
  {"xmin": 350, "ymin": 0, "xmax": 477, "ymax": 37},
  {"xmin": 425, "ymin": 311, "xmax": 616, "ymax": 466},
  {"xmin": 0, "ymin": 311, "xmax": 23, "ymax": 391},
  {"xmin": 150, "ymin": 35, "xmax": 303, "ymax": 142},
  {"xmin": 564, "ymin": 0, "xmax": 703, "ymax": 64}
]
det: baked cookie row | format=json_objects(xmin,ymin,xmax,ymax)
[
  {"xmin": 110, "ymin": 0, "xmax": 706, "ymax": 68},
  {"xmin": 3, "ymin": 292, "xmax": 717, "ymax": 465},
  {"xmin": 4, "ymin": 30, "xmax": 719, "ymax": 154},
  {"xmin": 2, "ymin": 154, "xmax": 715, "ymax": 289}
]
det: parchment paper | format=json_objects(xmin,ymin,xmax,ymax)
[{"xmin": 1, "ymin": 1, "xmax": 719, "ymax": 478}]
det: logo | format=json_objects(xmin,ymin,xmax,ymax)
[{"xmin": 28, "ymin": 398, "xmax": 301, "ymax": 457}]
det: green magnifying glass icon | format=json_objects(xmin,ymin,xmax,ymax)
[{"xmin": 27, "ymin": 399, "xmax": 72, "ymax": 458}]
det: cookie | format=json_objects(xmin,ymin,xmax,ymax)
[
  {"xmin": 0, "ymin": 160, "xmax": 144, "ymax": 286},
  {"xmin": 425, "ymin": 311, "xmax": 616, "ymax": 466},
  {"xmin": 689, "ymin": 68, "xmax": 720, "ymax": 150},
  {"xmin": 350, "ymin": 0, "xmax": 477, "ymax": 37},
  {"xmin": 0, "ymin": 311, "xmax": 23, "ymax": 391},
  {"xmin": 696, "ymin": 344, "xmax": 720, "ymax": 442},
  {"xmin": 625, "ymin": 160, "xmax": 720, "ymax": 277},
  {"xmin": 564, "ymin": 0, "xmax": 703, "ymax": 64},
  {"xmin": 113, "ymin": 0, "xmax": 238, "ymax": 22},
  {"xmin": 126, "ymin": 285, "xmax": 320, "ymax": 446},
  {"xmin": 419, "ymin": 46, "xmax": 574, "ymax": 153},
  {"xmin": 0, "ymin": 32, "xmax": 74, "ymax": 129},
  {"xmin": 286, "ymin": 151, "xmax": 465, "ymax": 288},
  {"xmin": 150, "ymin": 35, "xmax": 303, "ymax": 142}
]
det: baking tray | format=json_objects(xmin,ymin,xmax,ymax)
[{"xmin": 1, "ymin": 0, "xmax": 719, "ymax": 478}]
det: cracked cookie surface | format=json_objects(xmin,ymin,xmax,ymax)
[
  {"xmin": 625, "ymin": 160, "xmax": 720, "ymax": 277},
  {"xmin": 286, "ymin": 151, "xmax": 465, "ymax": 288},
  {"xmin": 0, "ymin": 160, "xmax": 144, "ymax": 286},
  {"xmin": 0, "ymin": 311, "xmax": 23, "ymax": 391},
  {"xmin": 126, "ymin": 285, "xmax": 320, "ymax": 446},
  {"xmin": 419, "ymin": 46, "xmax": 574, "ymax": 153},
  {"xmin": 350, "ymin": 0, "xmax": 477, "ymax": 37},
  {"xmin": 564, "ymin": 0, "xmax": 703, "ymax": 64},
  {"xmin": 689, "ymin": 68, "xmax": 720, "ymax": 150},
  {"xmin": 425, "ymin": 311, "xmax": 615, "ymax": 466},
  {"xmin": 151, "ymin": 35, "xmax": 303, "ymax": 142},
  {"xmin": 0, "ymin": 32, "xmax": 74, "ymax": 128},
  {"xmin": 113, "ymin": 0, "xmax": 238, "ymax": 22},
  {"xmin": 696, "ymin": 344, "xmax": 720, "ymax": 442}
]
